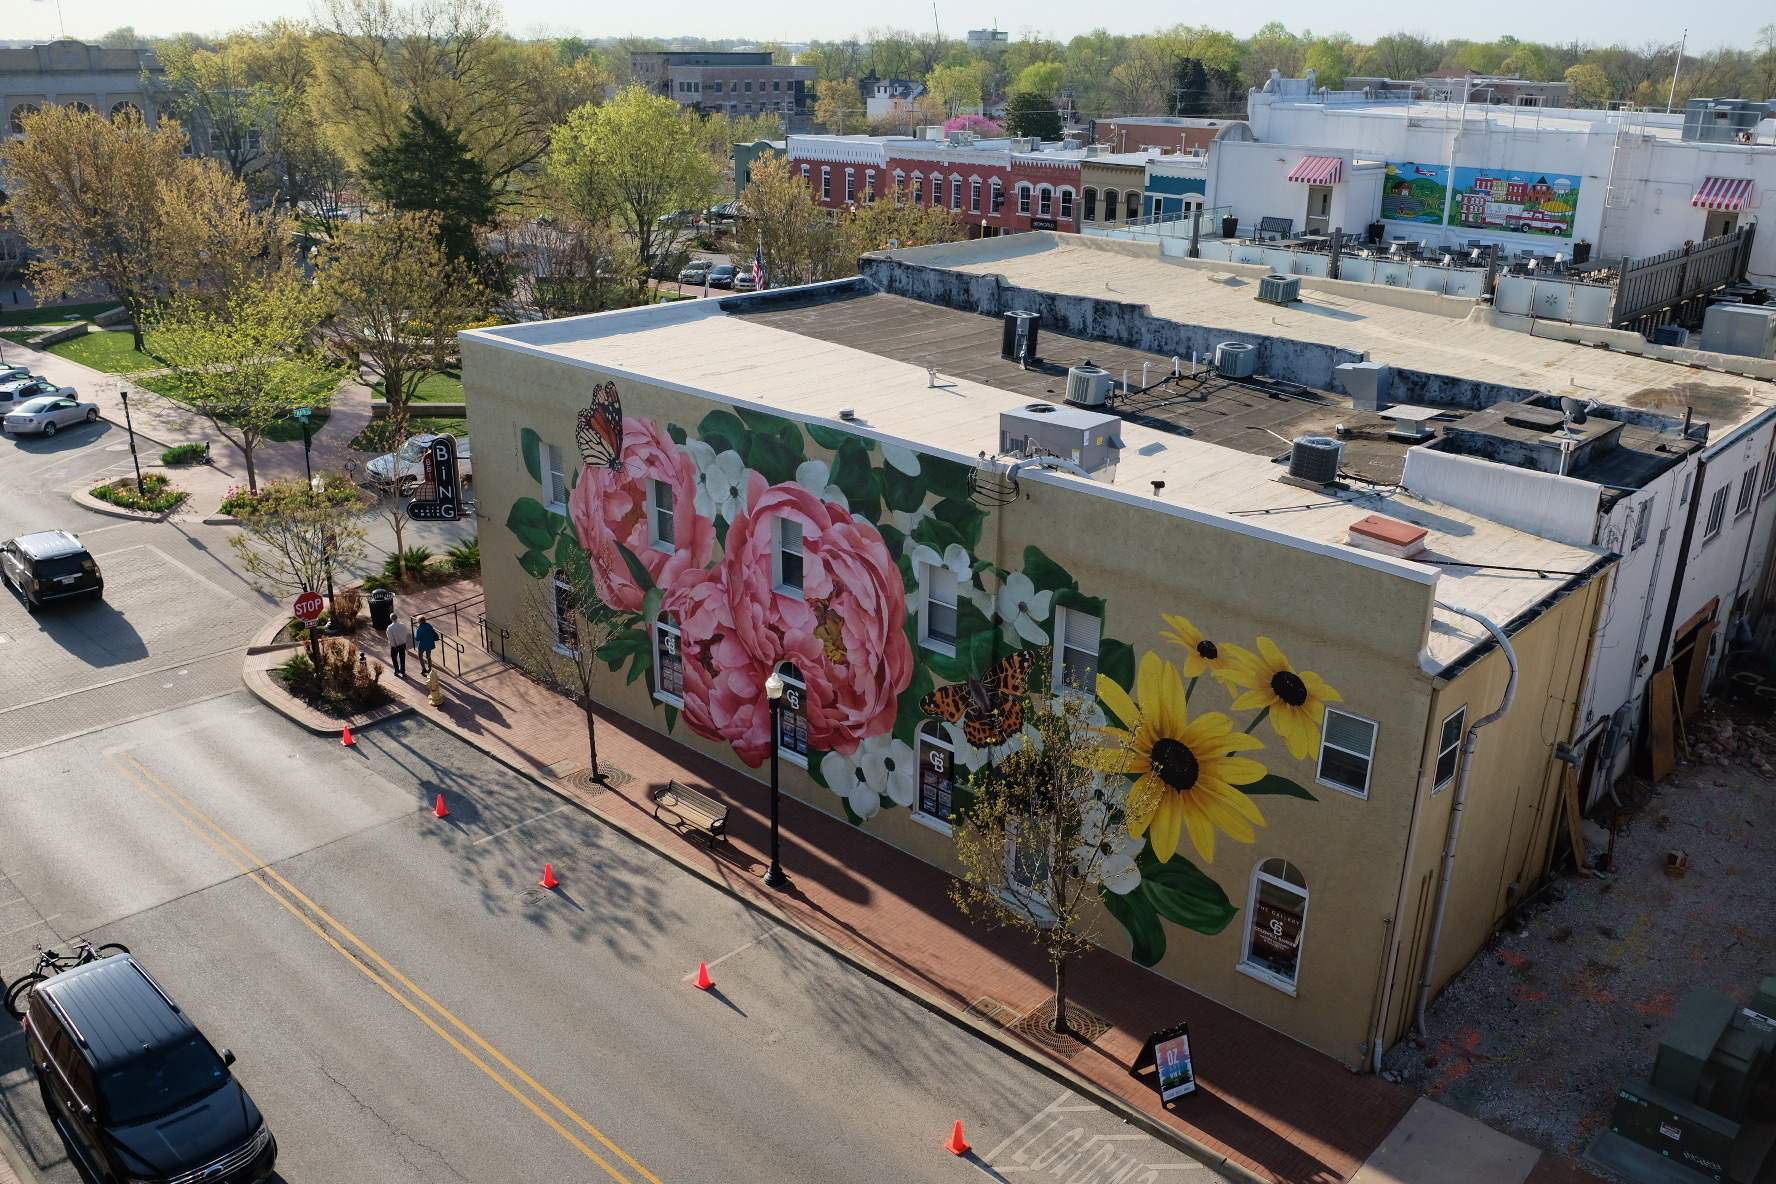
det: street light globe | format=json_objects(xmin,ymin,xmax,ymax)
[{"xmin": 764, "ymin": 672, "xmax": 785, "ymax": 700}]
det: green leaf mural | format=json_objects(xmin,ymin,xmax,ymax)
[
  {"xmin": 1101, "ymin": 884, "xmax": 1167, "ymax": 966},
  {"xmin": 697, "ymin": 409, "xmax": 746, "ymax": 456},
  {"xmin": 507, "ymin": 497, "xmax": 561, "ymax": 553},
  {"xmin": 1243, "ymin": 774, "xmax": 1319, "ymax": 801},
  {"xmin": 520, "ymin": 427, "xmax": 542, "ymax": 482},
  {"xmin": 1138, "ymin": 853, "xmax": 1237, "ymax": 936}
]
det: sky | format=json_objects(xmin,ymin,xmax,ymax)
[{"xmin": 5, "ymin": 0, "xmax": 1771, "ymax": 51}]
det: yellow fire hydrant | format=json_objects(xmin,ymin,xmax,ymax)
[{"xmin": 427, "ymin": 669, "xmax": 444, "ymax": 707}]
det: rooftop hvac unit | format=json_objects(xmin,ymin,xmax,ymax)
[
  {"xmin": 1335, "ymin": 361, "xmax": 1392, "ymax": 412},
  {"xmin": 1009, "ymin": 137, "xmax": 1041, "ymax": 153},
  {"xmin": 1257, "ymin": 274, "xmax": 1301, "ymax": 305},
  {"xmin": 1651, "ymin": 324, "xmax": 1691, "ymax": 347},
  {"xmin": 1065, "ymin": 364, "xmax": 1112, "ymax": 406},
  {"xmin": 1001, "ymin": 310, "xmax": 1042, "ymax": 362},
  {"xmin": 1699, "ymin": 304, "xmax": 1776, "ymax": 360},
  {"xmin": 999, "ymin": 403, "xmax": 1124, "ymax": 474},
  {"xmin": 1681, "ymin": 98, "xmax": 1766, "ymax": 143},
  {"xmin": 1288, "ymin": 435, "xmax": 1344, "ymax": 484},
  {"xmin": 1215, "ymin": 340, "xmax": 1256, "ymax": 378}
]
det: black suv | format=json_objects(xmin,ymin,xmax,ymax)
[
  {"xmin": 23, "ymin": 954, "xmax": 277, "ymax": 1184},
  {"xmin": 0, "ymin": 530, "xmax": 104, "ymax": 609}
]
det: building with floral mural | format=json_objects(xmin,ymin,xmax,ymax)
[{"xmin": 461, "ymin": 271, "xmax": 1615, "ymax": 1068}]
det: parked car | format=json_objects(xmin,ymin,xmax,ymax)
[
  {"xmin": 21, "ymin": 954, "xmax": 277, "ymax": 1184},
  {"xmin": 707, "ymin": 264, "xmax": 738, "ymax": 289},
  {"xmin": 732, "ymin": 270, "xmax": 758, "ymax": 292},
  {"xmin": 1, "ymin": 529, "xmax": 104, "ymax": 610},
  {"xmin": 2, "ymin": 393, "xmax": 99, "ymax": 436},
  {"xmin": 0, "ymin": 364, "xmax": 31, "ymax": 385},
  {"xmin": 679, "ymin": 262, "xmax": 712, "ymax": 285},
  {"xmin": 365, "ymin": 432, "xmax": 474, "ymax": 494}
]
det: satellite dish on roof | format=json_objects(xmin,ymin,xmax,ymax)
[{"xmin": 1559, "ymin": 395, "xmax": 1587, "ymax": 426}]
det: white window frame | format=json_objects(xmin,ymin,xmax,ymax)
[
  {"xmin": 1059, "ymin": 188, "xmax": 1074, "ymax": 220},
  {"xmin": 844, "ymin": 168, "xmax": 855, "ymax": 202},
  {"xmin": 1051, "ymin": 606, "xmax": 1101, "ymax": 694},
  {"xmin": 821, "ymin": 166, "xmax": 831, "ymax": 200},
  {"xmin": 1316, "ymin": 708, "xmax": 1377, "ymax": 799},
  {"xmin": 1763, "ymin": 458, "xmax": 1776, "ymax": 497},
  {"xmin": 1237, "ymin": 859, "xmax": 1308, "ymax": 995},
  {"xmin": 542, "ymin": 443, "xmax": 568, "ymax": 513},
  {"xmin": 1017, "ymin": 184, "xmax": 1032, "ymax": 215},
  {"xmin": 913, "ymin": 721, "xmax": 957, "ymax": 834},
  {"xmin": 918, "ymin": 561, "xmax": 959, "ymax": 656},
  {"xmin": 653, "ymin": 612, "xmax": 684, "ymax": 706},
  {"xmin": 1433, "ymin": 707, "xmax": 1465, "ymax": 791},
  {"xmin": 950, "ymin": 174, "xmax": 963, "ymax": 210},
  {"xmin": 1703, "ymin": 484, "xmax": 1730, "ymax": 541},
  {"xmin": 649, "ymin": 478, "xmax": 675, "ymax": 553},
  {"xmin": 970, "ymin": 178, "xmax": 982, "ymax": 213},
  {"xmin": 1736, "ymin": 467, "xmax": 1758, "ymax": 517},
  {"xmin": 913, "ymin": 173, "xmax": 924, "ymax": 204},
  {"xmin": 1631, "ymin": 499, "xmax": 1652, "ymax": 550},
  {"xmin": 773, "ymin": 515, "xmax": 806, "ymax": 598},
  {"xmin": 931, "ymin": 174, "xmax": 943, "ymax": 206},
  {"xmin": 1037, "ymin": 186, "xmax": 1052, "ymax": 216},
  {"xmin": 990, "ymin": 179, "xmax": 1004, "ymax": 215},
  {"xmin": 865, "ymin": 169, "xmax": 876, "ymax": 203}
]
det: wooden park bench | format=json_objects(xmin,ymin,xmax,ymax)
[{"xmin": 650, "ymin": 780, "xmax": 729, "ymax": 847}]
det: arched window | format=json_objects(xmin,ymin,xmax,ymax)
[
  {"xmin": 1083, "ymin": 187, "xmax": 1098, "ymax": 222},
  {"xmin": 989, "ymin": 178, "xmax": 1003, "ymax": 215},
  {"xmin": 969, "ymin": 177, "xmax": 982, "ymax": 213},
  {"xmin": 1125, "ymin": 190, "xmax": 1141, "ymax": 222},
  {"xmin": 774, "ymin": 662, "xmax": 810, "ymax": 763},
  {"xmin": 654, "ymin": 611, "xmax": 684, "ymax": 705},
  {"xmin": 68, "ymin": 101, "xmax": 92, "ymax": 114},
  {"xmin": 820, "ymin": 166, "xmax": 831, "ymax": 200},
  {"xmin": 800, "ymin": 163, "xmax": 811, "ymax": 182},
  {"xmin": 1241, "ymin": 859, "xmax": 1308, "ymax": 991},
  {"xmin": 844, "ymin": 167, "xmax": 855, "ymax": 202},
  {"xmin": 865, "ymin": 169, "xmax": 877, "ymax": 203},
  {"xmin": 930, "ymin": 174, "xmax": 943, "ymax": 206},
  {"xmin": 10, "ymin": 103, "xmax": 41, "ymax": 136},
  {"xmin": 109, "ymin": 100, "xmax": 140, "ymax": 121},
  {"xmin": 916, "ymin": 721, "xmax": 956, "ymax": 825},
  {"xmin": 1037, "ymin": 186, "xmax": 1052, "ymax": 216},
  {"xmin": 912, "ymin": 172, "xmax": 924, "ymax": 204},
  {"xmin": 1016, "ymin": 184, "xmax": 1032, "ymax": 215},
  {"xmin": 1103, "ymin": 189, "xmax": 1119, "ymax": 223},
  {"xmin": 949, "ymin": 174, "xmax": 962, "ymax": 210},
  {"xmin": 1059, "ymin": 188, "xmax": 1074, "ymax": 220},
  {"xmin": 893, "ymin": 170, "xmax": 906, "ymax": 203}
]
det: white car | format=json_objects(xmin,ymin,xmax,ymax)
[
  {"xmin": 3, "ymin": 394, "xmax": 100, "ymax": 436},
  {"xmin": 366, "ymin": 433, "xmax": 474, "ymax": 494},
  {"xmin": 0, "ymin": 376, "xmax": 73, "ymax": 419}
]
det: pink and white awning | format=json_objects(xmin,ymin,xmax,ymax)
[
  {"xmin": 1693, "ymin": 177, "xmax": 1754, "ymax": 210},
  {"xmin": 1287, "ymin": 156, "xmax": 1344, "ymax": 184}
]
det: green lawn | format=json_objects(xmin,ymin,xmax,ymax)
[
  {"xmin": 1, "ymin": 330, "xmax": 38, "ymax": 347},
  {"xmin": 48, "ymin": 330, "xmax": 162, "ymax": 373},
  {"xmin": 0, "ymin": 301, "xmax": 121, "ymax": 328},
  {"xmin": 375, "ymin": 370, "xmax": 465, "ymax": 403},
  {"xmin": 136, "ymin": 373, "xmax": 337, "ymax": 442}
]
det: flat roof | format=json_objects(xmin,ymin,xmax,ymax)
[
  {"xmin": 468, "ymin": 288, "xmax": 1608, "ymax": 671},
  {"xmin": 886, "ymin": 234, "xmax": 1775, "ymax": 435}
]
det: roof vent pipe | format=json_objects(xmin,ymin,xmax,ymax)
[{"xmin": 1413, "ymin": 601, "xmax": 1518, "ymax": 1039}]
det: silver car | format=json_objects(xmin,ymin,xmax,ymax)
[
  {"xmin": 365, "ymin": 433, "xmax": 474, "ymax": 494},
  {"xmin": 3, "ymin": 394, "xmax": 100, "ymax": 436}
]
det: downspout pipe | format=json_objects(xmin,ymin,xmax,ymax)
[{"xmin": 1413, "ymin": 600, "xmax": 1519, "ymax": 1038}]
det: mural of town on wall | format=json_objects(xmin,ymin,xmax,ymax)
[
  {"xmin": 503, "ymin": 384, "xmax": 1342, "ymax": 968},
  {"xmin": 1381, "ymin": 162, "xmax": 1580, "ymax": 238}
]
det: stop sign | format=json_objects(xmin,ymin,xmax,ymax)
[{"xmin": 293, "ymin": 591, "xmax": 326, "ymax": 625}]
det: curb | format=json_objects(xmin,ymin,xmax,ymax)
[
  {"xmin": 272, "ymin": 635, "xmax": 1274, "ymax": 1184},
  {"xmin": 97, "ymin": 413, "xmax": 176, "ymax": 451},
  {"xmin": 242, "ymin": 663, "xmax": 413, "ymax": 735},
  {"xmin": 201, "ymin": 516, "xmax": 241, "ymax": 526},
  {"xmin": 70, "ymin": 482, "xmax": 180, "ymax": 522}
]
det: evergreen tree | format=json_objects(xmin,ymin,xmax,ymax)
[
  {"xmin": 1001, "ymin": 91, "xmax": 1062, "ymax": 141},
  {"xmin": 362, "ymin": 107, "xmax": 497, "ymax": 263},
  {"xmin": 1172, "ymin": 58, "xmax": 1210, "ymax": 115}
]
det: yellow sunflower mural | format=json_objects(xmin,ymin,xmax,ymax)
[
  {"xmin": 1084, "ymin": 653, "xmax": 1268, "ymax": 863},
  {"xmin": 1225, "ymin": 637, "xmax": 1342, "ymax": 760},
  {"xmin": 1160, "ymin": 614, "xmax": 1243, "ymax": 686}
]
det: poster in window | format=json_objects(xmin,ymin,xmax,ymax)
[{"xmin": 1249, "ymin": 898, "xmax": 1303, "ymax": 980}]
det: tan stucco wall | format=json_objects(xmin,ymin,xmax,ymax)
[{"xmin": 461, "ymin": 331, "xmax": 1605, "ymax": 1066}]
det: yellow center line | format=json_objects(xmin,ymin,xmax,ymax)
[{"xmin": 106, "ymin": 753, "xmax": 665, "ymax": 1184}]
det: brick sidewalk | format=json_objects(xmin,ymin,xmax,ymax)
[{"xmin": 347, "ymin": 578, "xmax": 1594, "ymax": 1184}]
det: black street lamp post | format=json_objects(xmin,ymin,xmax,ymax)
[
  {"xmin": 293, "ymin": 406, "xmax": 314, "ymax": 485},
  {"xmin": 763, "ymin": 672, "xmax": 792, "ymax": 890},
  {"xmin": 118, "ymin": 388, "xmax": 144, "ymax": 493}
]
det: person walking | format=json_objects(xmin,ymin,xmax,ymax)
[
  {"xmin": 385, "ymin": 616, "xmax": 412, "ymax": 677},
  {"xmin": 414, "ymin": 615, "xmax": 438, "ymax": 675}
]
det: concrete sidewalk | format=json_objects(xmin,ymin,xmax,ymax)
[{"xmin": 259, "ymin": 577, "xmax": 1603, "ymax": 1184}]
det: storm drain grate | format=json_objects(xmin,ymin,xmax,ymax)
[
  {"xmin": 1007, "ymin": 998, "xmax": 1111, "ymax": 1058},
  {"xmin": 966, "ymin": 996, "xmax": 1024, "ymax": 1027}
]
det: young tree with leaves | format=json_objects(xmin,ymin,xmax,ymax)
[
  {"xmin": 545, "ymin": 89, "xmax": 718, "ymax": 291},
  {"xmin": 317, "ymin": 211, "xmax": 485, "ymax": 423},
  {"xmin": 228, "ymin": 475, "xmax": 370, "ymax": 619},
  {"xmin": 1001, "ymin": 92, "xmax": 1063, "ymax": 140},
  {"xmin": 147, "ymin": 273, "xmax": 338, "ymax": 491},
  {"xmin": 951, "ymin": 692, "xmax": 1133, "ymax": 1037},
  {"xmin": 813, "ymin": 79, "xmax": 867, "ymax": 133},
  {"xmin": 508, "ymin": 543, "xmax": 621, "ymax": 780},
  {"xmin": 363, "ymin": 106, "xmax": 498, "ymax": 264},
  {"xmin": 741, "ymin": 156, "xmax": 850, "ymax": 288}
]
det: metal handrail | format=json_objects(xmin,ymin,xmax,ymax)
[{"xmin": 478, "ymin": 614, "xmax": 509, "ymax": 663}]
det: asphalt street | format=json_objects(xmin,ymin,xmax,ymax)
[{"xmin": 0, "ymin": 704, "xmax": 1219, "ymax": 1184}]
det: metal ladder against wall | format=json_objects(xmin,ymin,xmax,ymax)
[{"xmin": 1602, "ymin": 107, "xmax": 1649, "ymax": 214}]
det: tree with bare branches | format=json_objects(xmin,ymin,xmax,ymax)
[{"xmin": 507, "ymin": 543, "xmax": 621, "ymax": 779}]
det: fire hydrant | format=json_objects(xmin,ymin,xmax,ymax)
[{"xmin": 427, "ymin": 669, "xmax": 444, "ymax": 707}]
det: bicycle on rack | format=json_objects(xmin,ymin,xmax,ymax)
[{"xmin": 3, "ymin": 937, "xmax": 130, "ymax": 1019}]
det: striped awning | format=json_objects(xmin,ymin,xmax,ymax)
[
  {"xmin": 1287, "ymin": 156, "xmax": 1343, "ymax": 184},
  {"xmin": 1693, "ymin": 177, "xmax": 1754, "ymax": 210}
]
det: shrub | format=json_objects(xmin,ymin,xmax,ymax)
[
  {"xmin": 89, "ymin": 475, "xmax": 188, "ymax": 513},
  {"xmin": 445, "ymin": 537, "xmax": 480, "ymax": 571},
  {"xmin": 159, "ymin": 442, "xmax": 208, "ymax": 465},
  {"xmin": 275, "ymin": 637, "xmax": 386, "ymax": 716},
  {"xmin": 362, "ymin": 571, "xmax": 393, "ymax": 592},
  {"xmin": 221, "ymin": 473, "xmax": 363, "ymax": 518},
  {"xmin": 331, "ymin": 587, "xmax": 364, "ymax": 631}
]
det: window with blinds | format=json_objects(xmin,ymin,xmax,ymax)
[
  {"xmin": 775, "ymin": 517, "xmax": 804, "ymax": 595},
  {"xmin": 650, "ymin": 480, "xmax": 675, "ymax": 551},
  {"xmin": 1053, "ymin": 608, "xmax": 1101, "ymax": 693},
  {"xmin": 1433, "ymin": 707, "xmax": 1464, "ymax": 790},
  {"xmin": 543, "ymin": 444, "xmax": 568, "ymax": 512},
  {"xmin": 921, "ymin": 563, "xmax": 958, "ymax": 652},
  {"xmin": 1318, "ymin": 709, "xmax": 1377, "ymax": 797}
]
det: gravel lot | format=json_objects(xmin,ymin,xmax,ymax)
[{"xmin": 1384, "ymin": 704, "xmax": 1776, "ymax": 1173}]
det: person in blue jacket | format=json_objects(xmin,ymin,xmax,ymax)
[{"xmin": 414, "ymin": 615, "xmax": 438, "ymax": 675}]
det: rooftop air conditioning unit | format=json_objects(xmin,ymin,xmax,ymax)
[
  {"xmin": 1215, "ymin": 340, "xmax": 1256, "ymax": 378},
  {"xmin": 1651, "ymin": 324, "xmax": 1691, "ymax": 347},
  {"xmin": 1065, "ymin": 363, "xmax": 1112, "ymax": 406},
  {"xmin": 1001, "ymin": 310, "xmax": 1042, "ymax": 362},
  {"xmin": 1009, "ymin": 137, "xmax": 1041, "ymax": 153},
  {"xmin": 1288, "ymin": 435, "xmax": 1344, "ymax": 484},
  {"xmin": 1257, "ymin": 274, "xmax": 1301, "ymax": 305},
  {"xmin": 999, "ymin": 403, "xmax": 1124, "ymax": 474}
]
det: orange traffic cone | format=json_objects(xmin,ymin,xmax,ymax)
[
  {"xmin": 341, "ymin": 725, "xmax": 355, "ymax": 746},
  {"xmin": 945, "ymin": 1121, "xmax": 971, "ymax": 1156},
  {"xmin": 539, "ymin": 863, "xmax": 559, "ymax": 889},
  {"xmin": 433, "ymin": 794, "xmax": 449, "ymax": 818},
  {"xmin": 693, "ymin": 962, "xmax": 714, "ymax": 990}
]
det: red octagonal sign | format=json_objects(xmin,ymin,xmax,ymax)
[{"xmin": 293, "ymin": 591, "xmax": 326, "ymax": 625}]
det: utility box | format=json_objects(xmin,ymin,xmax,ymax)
[
  {"xmin": 1699, "ymin": 304, "xmax": 1776, "ymax": 360},
  {"xmin": 999, "ymin": 403, "xmax": 1123, "ymax": 474},
  {"xmin": 1336, "ymin": 361, "xmax": 1392, "ymax": 412},
  {"xmin": 1608, "ymin": 1079, "xmax": 1738, "ymax": 1182},
  {"xmin": 1655, "ymin": 989, "xmax": 1739, "ymax": 1102}
]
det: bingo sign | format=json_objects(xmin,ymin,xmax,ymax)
[
  {"xmin": 407, "ymin": 435, "xmax": 462, "ymax": 521},
  {"xmin": 1131, "ymin": 1021, "xmax": 1197, "ymax": 1102}
]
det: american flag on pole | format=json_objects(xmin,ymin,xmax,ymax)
[{"xmin": 752, "ymin": 240, "xmax": 766, "ymax": 292}]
